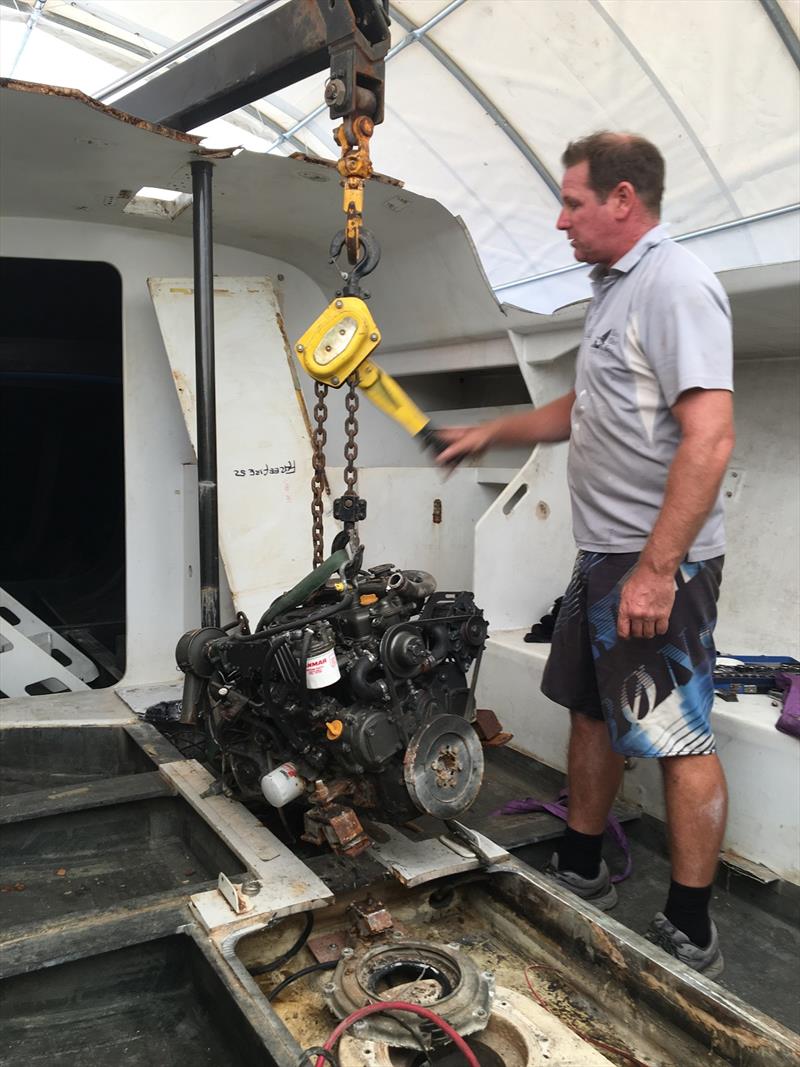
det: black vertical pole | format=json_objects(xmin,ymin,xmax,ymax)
[{"xmin": 190, "ymin": 159, "xmax": 220, "ymax": 628}]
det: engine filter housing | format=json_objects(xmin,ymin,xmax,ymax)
[{"xmin": 305, "ymin": 623, "xmax": 341, "ymax": 689}]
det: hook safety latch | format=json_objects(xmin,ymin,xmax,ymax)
[{"xmin": 329, "ymin": 227, "xmax": 381, "ymax": 298}]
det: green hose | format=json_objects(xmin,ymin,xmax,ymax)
[{"xmin": 257, "ymin": 549, "xmax": 348, "ymax": 631}]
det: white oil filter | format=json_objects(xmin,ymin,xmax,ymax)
[
  {"xmin": 260, "ymin": 762, "xmax": 306, "ymax": 807},
  {"xmin": 306, "ymin": 646, "xmax": 340, "ymax": 689}
]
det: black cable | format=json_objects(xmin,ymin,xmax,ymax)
[
  {"xmin": 255, "ymin": 593, "xmax": 355, "ymax": 636},
  {"xmin": 267, "ymin": 959, "xmax": 337, "ymax": 1002},
  {"xmin": 248, "ymin": 911, "xmax": 314, "ymax": 977},
  {"xmin": 383, "ymin": 1011, "xmax": 433, "ymax": 1067},
  {"xmin": 295, "ymin": 1049, "xmax": 339, "ymax": 1067}
]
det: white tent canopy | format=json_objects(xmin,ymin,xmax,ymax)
[{"xmin": 1, "ymin": 0, "xmax": 798, "ymax": 311}]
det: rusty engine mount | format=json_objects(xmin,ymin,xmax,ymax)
[{"xmin": 175, "ymin": 560, "xmax": 488, "ymax": 856}]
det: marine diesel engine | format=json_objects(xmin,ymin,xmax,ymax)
[{"xmin": 175, "ymin": 557, "xmax": 488, "ymax": 856}]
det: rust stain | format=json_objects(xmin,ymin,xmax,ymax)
[
  {"xmin": 198, "ymin": 146, "xmax": 238, "ymax": 160},
  {"xmin": 639, "ymin": 969, "xmax": 798, "ymax": 1054},
  {"xmin": 590, "ymin": 925, "xmax": 627, "ymax": 971},
  {"xmin": 169, "ymin": 287, "xmax": 193, "ymax": 295},
  {"xmin": 0, "ymin": 79, "xmax": 202, "ymax": 145},
  {"xmin": 171, "ymin": 369, "xmax": 194, "ymax": 416}
]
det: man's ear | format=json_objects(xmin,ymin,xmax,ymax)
[{"xmin": 610, "ymin": 180, "xmax": 636, "ymax": 219}]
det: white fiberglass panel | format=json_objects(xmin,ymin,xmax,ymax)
[{"xmin": 149, "ymin": 276, "xmax": 316, "ymax": 625}]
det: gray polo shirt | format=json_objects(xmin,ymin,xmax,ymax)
[{"xmin": 568, "ymin": 224, "xmax": 733, "ymax": 561}]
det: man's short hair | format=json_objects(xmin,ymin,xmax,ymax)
[{"xmin": 562, "ymin": 132, "xmax": 665, "ymax": 216}]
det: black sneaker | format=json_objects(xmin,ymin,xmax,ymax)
[
  {"xmin": 645, "ymin": 912, "xmax": 724, "ymax": 979},
  {"xmin": 543, "ymin": 853, "xmax": 618, "ymax": 911}
]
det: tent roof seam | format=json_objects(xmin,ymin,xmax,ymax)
[
  {"xmin": 590, "ymin": 0, "xmax": 744, "ymax": 221},
  {"xmin": 389, "ymin": 3, "xmax": 562, "ymax": 201}
]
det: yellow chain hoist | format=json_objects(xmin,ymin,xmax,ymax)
[
  {"xmin": 295, "ymin": 115, "xmax": 436, "ymax": 442},
  {"xmin": 295, "ymin": 297, "xmax": 428, "ymax": 439}
]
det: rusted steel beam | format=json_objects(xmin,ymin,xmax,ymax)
[{"xmin": 110, "ymin": 0, "xmax": 388, "ymax": 134}]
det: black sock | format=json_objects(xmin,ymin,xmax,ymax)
[
  {"xmin": 664, "ymin": 881, "xmax": 713, "ymax": 948},
  {"xmin": 556, "ymin": 826, "xmax": 604, "ymax": 880}
]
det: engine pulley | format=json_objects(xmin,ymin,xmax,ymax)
[
  {"xmin": 403, "ymin": 714, "xmax": 484, "ymax": 819},
  {"xmin": 175, "ymin": 626, "xmax": 225, "ymax": 677}
]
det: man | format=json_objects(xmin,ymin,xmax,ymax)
[{"xmin": 438, "ymin": 132, "xmax": 734, "ymax": 978}]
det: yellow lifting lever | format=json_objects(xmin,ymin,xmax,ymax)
[{"xmin": 294, "ymin": 295, "xmax": 430, "ymax": 440}]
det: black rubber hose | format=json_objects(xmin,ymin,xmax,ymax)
[
  {"xmin": 352, "ymin": 580, "xmax": 390, "ymax": 596},
  {"xmin": 267, "ymin": 959, "xmax": 337, "ymax": 1002},
  {"xmin": 248, "ymin": 911, "xmax": 314, "ymax": 977},
  {"xmin": 428, "ymin": 623, "xmax": 450, "ymax": 663},
  {"xmin": 349, "ymin": 653, "xmax": 387, "ymax": 702},
  {"xmin": 233, "ymin": 593, "xmax": 355, "ymax": 644},
  {"xmin": 265, "ymin": 593, "xmax": 355, "ymax": 636},
  {"xmin": 257, "ymin": 550, "xmax": 348, "ymax": 630}
]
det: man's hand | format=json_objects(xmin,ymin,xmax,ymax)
[
  {"xmin": 434, "ymin": 423, "xmax": 495, "ymax": 467},
  {"xmin": 617, "ymin": 564, "xmax": 676, "ymax": 639},
  {"xmin": 432, "ymin": 393, "xmax": 576, "ymax": 467}
]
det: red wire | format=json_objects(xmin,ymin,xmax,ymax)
[
  {"xmin": 524, "ymin": 965, "xmax": 651, "ymax": 1067},
  {"xmin": 317, "ymin": 1000, "xmax": 481, "ymax": 1067}
]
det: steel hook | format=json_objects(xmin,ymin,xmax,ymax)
[{"xmin": 329, "ymin": 228, "xmax": 381, "ymax": 296}]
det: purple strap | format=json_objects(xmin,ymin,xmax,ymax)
[
  {"xmin": 492, "ymin": 793, "xmax": 633, "ymax": 884},
  {"xmin": 775, "ymin": 674, "xmax": 800, "ymax": 740}
]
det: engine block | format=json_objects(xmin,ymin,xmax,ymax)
[{"xmin": 175, "ymin": 561, "xmax": 489, "ymax": 856}]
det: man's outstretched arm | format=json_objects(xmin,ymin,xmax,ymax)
[
  {"xmin": 435, "ymin": 390, "xmax": 576, "ymax": 465},
  {"xmin": 617, "ymin": 388, "xmax": 735, "ymax": 639}
]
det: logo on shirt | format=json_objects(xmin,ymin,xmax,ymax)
[{"xmin": 590, "ymin": 328, "xmax": 619, "ymax": 352}]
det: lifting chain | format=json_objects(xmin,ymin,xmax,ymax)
[
  {"xmin": 339, "ymin": 375, "xmax": 362, "ymax": 551},
  {"xmin": 311, "ymin": 381, "xmax": 329, "ymax": 567},
  {"xmin": 309, "ymin": 376, "xmax": 367, "ymax": 568},
  {"xmin": 306, "ymin": 115, "xmax": 376, "ymax": 567},
  {"xmin": 343, "ymin": 375, "xmax": 360, "ymax": 498}
]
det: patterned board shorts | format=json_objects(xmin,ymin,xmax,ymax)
[{"xmin": 541, "ymin": 551, "xmax": 724, "ymax": 759}]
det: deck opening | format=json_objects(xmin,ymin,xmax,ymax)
[{"xmin": 0, "ymin": 257, "xmax": 126, "ymax": 693}]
